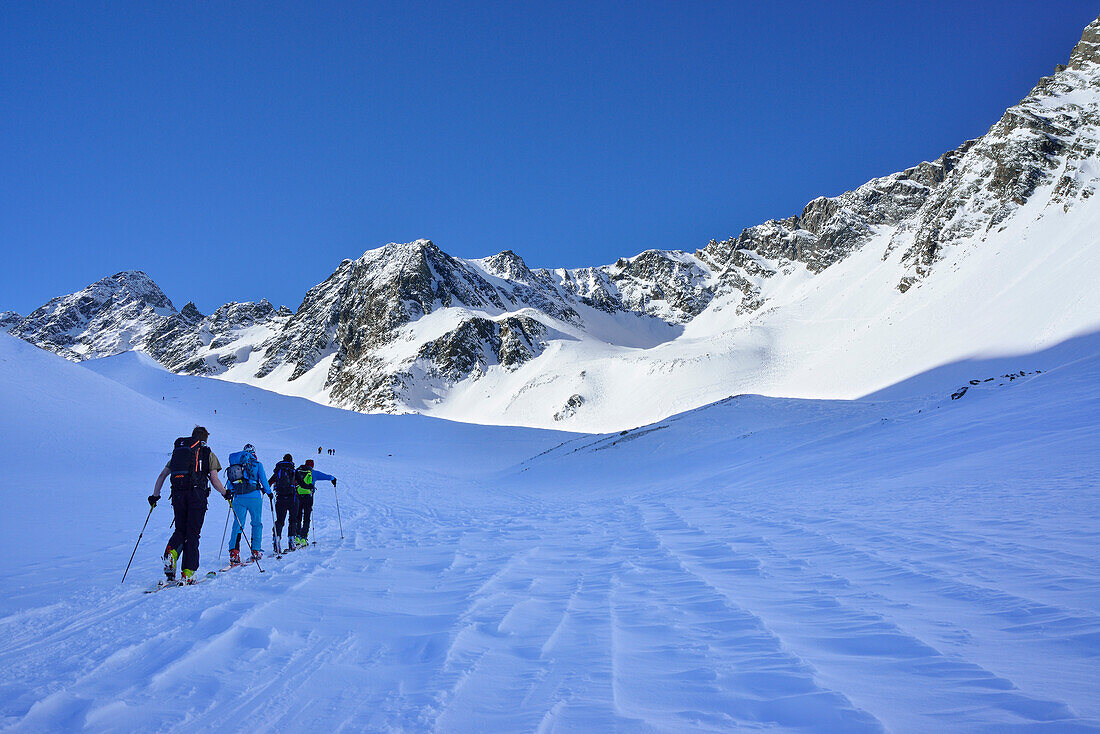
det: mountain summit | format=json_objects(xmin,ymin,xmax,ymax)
[{"xmin": 7, "ymin": 16, "xmax": 1100, "ymax": 431}]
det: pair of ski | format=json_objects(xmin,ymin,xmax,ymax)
[
  {"xmin": 144, "ymin": 571, "xmax": 217, "ymax": 593},
  {"xmin": 145, "ymin": 542, "xmax": 314, "ymax": 593},
  {"xmin": 220, "ymin": 558, "xmax": 260, "ymax": 572},
  {"xmin": 275, "ymin": 539, "xmax": 316, "ymax": 556}
]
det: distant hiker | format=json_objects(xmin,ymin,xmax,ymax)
[
  {"xmin": 225, "ymin": 444, "xmax": 272, "ymax": 564},
  {"xmin": 318, "ymin": 446, "xmax": 323, "ymax": 455},
  {"xmin": 269, "ymin": 453, "xmax": 299, "ymax": 553},
  {"xmin": 149, "ymin": 426, "xmax": 229, "ymax": 583},
  {"xmin": 290, "ymin": 459, "xmax": 336, "ymax": 549}
]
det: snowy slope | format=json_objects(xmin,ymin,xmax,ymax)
[{"xmin": 2, "ymin": 326, "xmax": 1099, "ymax": 731}]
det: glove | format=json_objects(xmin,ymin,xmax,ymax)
[
  {"xmin": 332, "ymin": 479, "xmax": 337, "ymax": 487},
  {"xmin": 148, "ymin": 495, "xmax": 159, "ymax": 508},
  {"xmin": 223, "ymin": 492, "xmax": 232, "ymax": 503}
]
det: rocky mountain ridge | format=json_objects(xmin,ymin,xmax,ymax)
[{"xmin": 7, "ymin": 16, "xmax": 1100, "ymax": 430}]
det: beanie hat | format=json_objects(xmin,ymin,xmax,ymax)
[
  {"xmin": 305, "ymin": 459, "xmax": 314, "ymax": 468},
  {"xmin": 283, "ymin": 453, "xmax": 293, "ymax": 462}
]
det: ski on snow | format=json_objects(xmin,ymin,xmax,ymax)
[{"xmin": 144, "ymin": 571, "xmax": 216, "ymax": 593}]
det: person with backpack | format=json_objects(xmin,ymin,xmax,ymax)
[
  {"xmin": 224, "ymin": 444, "xmax": 272, "ymax": 564},
  {"xmin": 148, "ymin": 426, "xmax": 229, "ymax": 584},
  {"xmin": 268, "ymin": 453, "xmax": 298, "ymax": 553},
  {"xmin": 290, "ymin": 459, "xmax": 337, "ymax": 549}
]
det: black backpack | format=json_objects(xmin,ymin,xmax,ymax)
[
  {"xmin": 272, "ymin": 461, "xmax": 297, "ymax": 495},
  {"xmin": 296, "ymin": 466, "xmax": 315, "ymax": 494},
  {"xmin": 168, "ymin": 436, "xmax": 211, "ymax": 495}
]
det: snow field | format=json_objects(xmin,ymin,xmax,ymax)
[{"xmin": 1, "ymin": 331, "xmax": 1099, "ymax": 732}]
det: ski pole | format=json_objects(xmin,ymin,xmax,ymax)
[
  {"xmin": 333, "ymin": 481, "xmax": 344, "ymax": 540},
  {"xmin": 269, "ymin": 494, "xmax": 280, "ymax": 554},
  {"xmin": 229, "ymin": 501, "xmax": 264, "ymax": 573},
  {"xmin": 218, "ymin": 502, "xmax": 231, "ymax": 561},
  {"xmin": 121, "ymin": 505, "xmax": 154, "ymax": 584},
  {"xmin": 304, "ymin": 492, "xmax": 313, "ymax": 546}
]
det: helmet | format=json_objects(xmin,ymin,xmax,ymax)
[{"xmin": 243, "ymin": 443, "xmax": 256, "ymax": 454}]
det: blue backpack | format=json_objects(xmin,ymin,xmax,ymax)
[{"xmin": 226, "ymin": 450, "xmax": 258, "ymax": 495}]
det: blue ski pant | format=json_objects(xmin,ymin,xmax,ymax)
[{"xmin": 229, "ymin": 493, "xmax": 264, "ymax": 552}]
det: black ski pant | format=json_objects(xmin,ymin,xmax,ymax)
[
  {"xmin": 165, "ymin": 488, "xmax": 208, "ymax": 573},
  {"xmin": 274, "ymin": 493, "xmax": 296, "ymax": 539},
  {"xmin": 292, "ymin": 493, "xmax": 314, "ymax": 539}
]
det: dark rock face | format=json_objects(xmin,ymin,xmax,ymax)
[
  {"xmin": 259, "ymin": 241, "xmax": 509, "ymax": 385},
  {"xmin": 148, "ymin": 299, "xmax": 286, "ymax": 375},
  {"xmin": 554, "ymin": 394, "xmax": 585, "ymax": 422},
  {"xmin": 143, "ymin": 302, "xmax": 207, "ymax": 373},
  {"xmin": 699, "ymin": 146, "xmax": 969, "ymax": 279},
  {"xmin": 415, "ymin": 315, "xmax": 547, "ymax": 383},
  {"xmin": 0, "ymin": 311, "xmax": 22, "ymax": 332},
  {"xmin": 547, "ymin": 249, "xmax": 714, "ymax": 324},
  {"xmin": 608, "ymin": 251, "xmax": 715, "ymax": 320},
  {"xmin": 1069, "ymin": 17, "xmax": 1100, "ymax": 70}
]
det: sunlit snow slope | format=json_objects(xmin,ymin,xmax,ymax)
[
  {"xmin": 423, "ymin": 184, "xmax": 1100, "ymax": 431},
  {"xmin": 2, "ymin": 330, "xmax": 1099, "ymax": 732}
]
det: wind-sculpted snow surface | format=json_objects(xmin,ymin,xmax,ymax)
[{"xmin": 1, "ymin": 331, "xmax": 1099, "ymax": 732}]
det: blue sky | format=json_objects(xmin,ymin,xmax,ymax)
[{"xmin": 2, "ymin": 1, "xmax": 1097, "ymax": 315}]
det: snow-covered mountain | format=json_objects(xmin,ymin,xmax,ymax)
[
  {"xmin": 10, "ymin": 271, "xmax": 177, "ymax": 360},
  {"xmin": 7, "ymin": 17, "xmax": 1100, "ymax": 431},
  {"xmin": 11, "ymin": 271, "xmax": 292, "ymax": 378}
]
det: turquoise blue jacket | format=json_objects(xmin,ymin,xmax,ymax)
[{"xmin": 227, "ymin": 450, "xmax": 271, "ymax": 497}]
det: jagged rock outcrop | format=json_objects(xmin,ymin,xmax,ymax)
[
  {"xmin": 554, "ymin": 394, "xmax": 585, "ymax": 422},
  {"xmin": 896, "ymin": 17, "xmax": 1100, "ymax": 288},
  {"xmin": 551, "ymin": 251, "xmax": 715, "ymax": 323},
  {"xmin": 257, "ymin": 241, "xmax": 514, "ymax": 384},
  {"xmin": 697, "ymin": 145, "xmax": 971, "ymax": 290},
  {"xmin": 416, "ymin": 315, "xmax": 547, "ymax": 382},
  {"xmin": 0, "ymin": 311, "xmax": 22, "ymax": 332},
  {"xmin": 147, "ymin": 299, "xmax": 290, "ymax": 374}
]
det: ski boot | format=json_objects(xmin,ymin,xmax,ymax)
[
  {"xmin": 229, "ymin": 548, "xmax": 241, "ymax": 566},
  {"xmin": 251, "ymin": 550, "xmax": 263, "ymax": 562},
  {"xmin": 163, "ymin": 548, "xmax": 179, "ymax": 581},
  {"xmin": 181, "ymin": 569, "xmax": 196, "ymax": 585}
]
